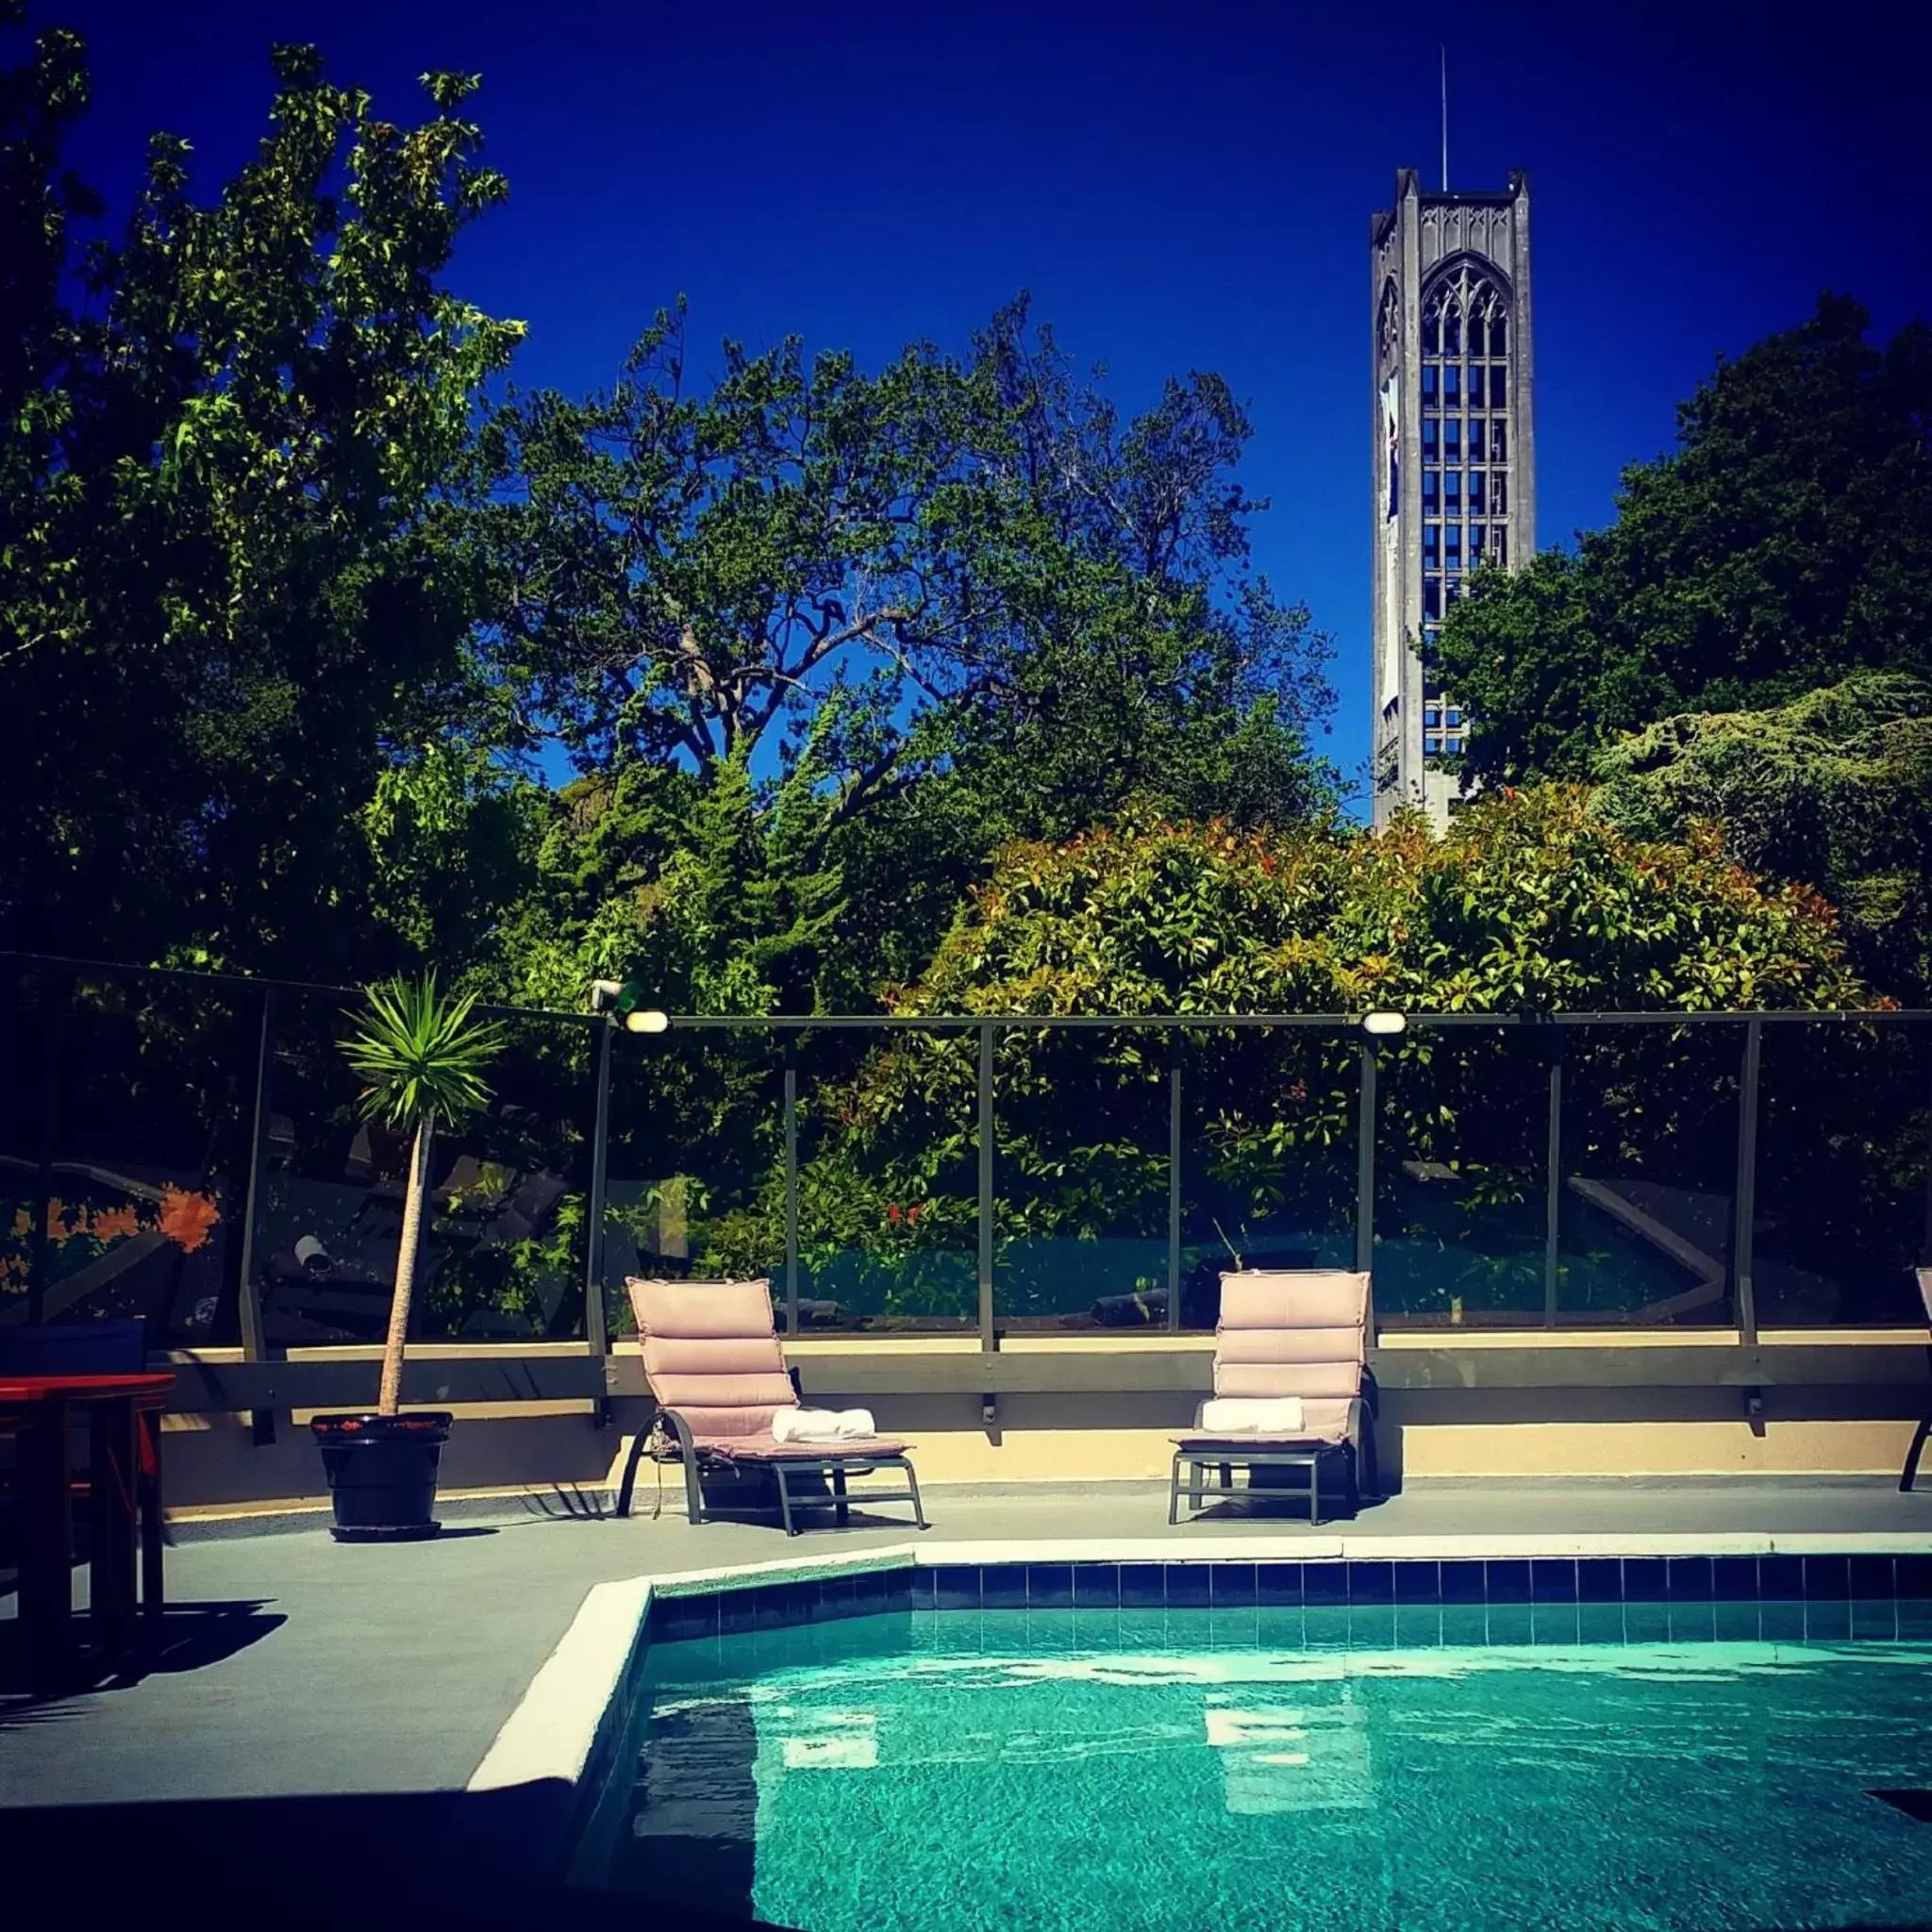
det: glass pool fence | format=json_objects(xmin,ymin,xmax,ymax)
[{"xmin": 3, "ymin": 953, "xmax": 1927, "ymax": 1354}]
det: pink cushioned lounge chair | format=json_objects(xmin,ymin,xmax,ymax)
[
  {"xmin": 1169, "ymin": 1269, "xmax": 1379, "ymax": 1525},
  {"xmin": 614, "ymin": 1276, "xmax": 926, "ymax": 1535}
]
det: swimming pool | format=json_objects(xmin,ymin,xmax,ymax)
[{"xmin": 566, "ymin": 1560, "xmax": 1932, "ymax": 1932}]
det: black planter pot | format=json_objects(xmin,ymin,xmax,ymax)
[{"xmin": 311, "ymin": 1412, "xmax": 454, "ymax": 1542}]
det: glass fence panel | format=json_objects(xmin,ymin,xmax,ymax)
[
  {"xmin": 12, "ymin": 965, "xmax": 1924, "ymax": 1356},
  {"xmin": 255, "ymin": 991, "xmax": 412, "ymax": 1347},
  {"xmin": 0, "ymin": 963, "xmax": 47, "ymax": 1319},
  {"xmin": 1179, "ymin": 1025, "xmax": 1358, "ymax": 1331},
  {"xmin": 1556, "ymin": 1023, "xmax": 1743, "ymax": 1327},
  {"xmin": 255, "ymin": 994, "xmax": 594, "ymax": 1345},
  {"xmin": 993, "ymin": 1025, "xmax": 1169, "ymax": 1331},
  {"xmin": 794, "ymin": 1026, "xmax": 977, "ymax": 1333},
  {"xmin": 1374, "ymin": 1026, "xmax": 1549, "ymax": 1328},
  {"xmin": 0, "ymin": 970, "xmax": 254, "ymax": 1345},
  {"xmin": 603, "ymin": 1029, "xmax": 786, "ymax": 1340},
  {"xmin": 418, "ymin": 1012, "xmax": 594, "ymax": 1341},
  {"xmin": 1755, "ymin": 1020, "xmax": 1931, "ymax": 1326}
]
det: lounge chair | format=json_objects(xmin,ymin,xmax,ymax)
[
  {"xmin": 1169, "ymin": 1269, "xmax": 1378, "ymax": 1526},
  {"xmin": 1898, "ymin": 1266, "xmax": 1932, "ymax": 1493},
  {"xmin": 614, "ymin": 1276, "xmax": 927, "ymax": 1535}
]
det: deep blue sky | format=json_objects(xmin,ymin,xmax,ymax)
[{"xmin": 47, "ymin": 0, "xmax": 1932, "ymax": 800}]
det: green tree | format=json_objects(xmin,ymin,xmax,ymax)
[
  {"xmin": 1592, "ymin": 672, "xmax": 1932, "ymax": 1004},
  {"xmin": 1434, "ymin": 295, "xmax": 1932, "ymax": 786},
  {"xmin": 0, "ymin": 22, "xmax": 525, "ymax": 977},
  {"xmin": 358, "ymin": 741, "xmax": 545, "ymax": 975},
  {"xmin": 896, "ymin": 787, "xmax": 1867, "ymax": 1021},
  {"xmin": 492, "ymin": 751, "xmax": 850, "ymax": 1016},
  {"xmin": 0, "ymin": 3, "xmax": 94, "ymax": 607},
  {"xmin": 339, "ymin": 974, "xmax": 504, "ymax": 1413},
  {"xmin": 477, "ymin": 297, "xmax": 1335, "ymax": 1014}
]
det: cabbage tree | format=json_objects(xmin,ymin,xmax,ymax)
[{"xmin": 341, "ymin": 974, "xmax": 505, "ymax": 1414}]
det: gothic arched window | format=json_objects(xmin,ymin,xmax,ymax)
[{"xmin": 1423, "ymin": 266, "xmax": 1509, "ymax": 375}]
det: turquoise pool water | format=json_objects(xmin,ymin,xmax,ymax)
[{"xmin": 578, "ymin": 1609, "xmax": 1932, "ymax": 1931}]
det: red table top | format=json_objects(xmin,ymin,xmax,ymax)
[{"xmin": 0, "ymin": 1372, "xmax": 175, "ymax": 1407}]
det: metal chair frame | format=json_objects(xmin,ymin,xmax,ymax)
[{"xmin": 615, "ymin": 1405, "xmax": 927, "ymax": 1534}]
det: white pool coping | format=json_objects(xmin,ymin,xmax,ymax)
[
  {"xmin": 467, "ymin": 1526, "xmax": 1932, "ymax": 1810},
  {"xmin": 468, "ymin": 1574, "xmax": 654, "ymax": 1794}
]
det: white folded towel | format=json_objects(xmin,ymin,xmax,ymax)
[
  {"xmin": 772, "ymin": 1406, "xmax": 876, "ymax": 1443},
  {"xmin": 1199, "ymin": 1396, "xmax": 1305, "ymax": 1435}
]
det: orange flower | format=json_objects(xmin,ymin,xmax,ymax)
[
  {"xmin": 158, "ymin": 1187, "xmax": 220, "ymax": 1253},
  {"xmin": 92, "ymin": 1204, "xmax": 142, "ymax": 1243}
]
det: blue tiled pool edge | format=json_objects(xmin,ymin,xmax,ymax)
[{"xmin": 649, "ymin": 1550, "xmax": 1932, "ymax": 1641}]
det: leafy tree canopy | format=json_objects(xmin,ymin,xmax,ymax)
[
  {"xmin": 478, "ymin": 298, "xmax": 1337, "ymax": 1013},
  {"xmin": 1433, "ymin": 294, "xmax": 1932, "ymax": 786},
  {"xmin": 893, "ymin": 787, "xmax": 1870, "ymax": 1021},
  {"xmin": 0, "ymin": 13, "xmax": 528, "ymax": 977},
  {"xmin": 1591, "ymin": 671, "xmax": 1932, "ymax": 1005}
]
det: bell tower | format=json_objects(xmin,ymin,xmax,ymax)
[{"xmin": 1370, "ymin": 168, "xmax": 1536, "ymax": 827}]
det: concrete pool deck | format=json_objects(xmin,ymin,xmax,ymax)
[{"xmin": 6, "ymin": 1476, "xmax": 1932, "ymax": 1927}]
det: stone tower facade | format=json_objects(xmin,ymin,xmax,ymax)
[{"xmin": 1370, "ymin": 169, "xmax": 1536, "ymax": 828}]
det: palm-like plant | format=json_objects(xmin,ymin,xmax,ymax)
[{"xmin": 341, "ymin": 974, "xmax": 507, "ymax": 1415}]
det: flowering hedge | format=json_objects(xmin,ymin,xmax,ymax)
[{"xmin": 774, "ymin": 789, "xmax": 1881, "ymax": 1322}]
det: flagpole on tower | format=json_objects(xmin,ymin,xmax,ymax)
[{"xmin": 1441, "ymin": 45, "xmax": 1449, "ymax": 191}]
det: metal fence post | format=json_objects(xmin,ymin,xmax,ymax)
[
  {"xmin": 1921, "ymin": 1042, "xmax": 1932, "ymax": 1266},
  {"xmin": 978, "ymin": 1022, "xmax": 995, "ymax": 1351},
  {"xmin": 784, "ymin": 1052, "xmax": 800, "ymax": 1338},
  {"xmin": 27, "ymin": 983, "xmax": 65, "ymax": 1326},
  {"xmin": 1355, "ymin": 1036, "xmax": 1377, "ymax": 1276},
  {"xmin": 1167, "ymin": 1041, "xmax": 1183, "ymax": 1331},
  {"xmin": 1543, "ymin": 1028, "xmax": 1563, "ymax": 1328},
  {"xmin": 583, "ymin": 1017, "xmax": 614, "ymax": 1381},
  {"xmin": 235, "ymin": 988, "xmax": 275, "ymax": 1366},
  {"xmin": 230, "ymin": 989, "xmax": 280, "ymax": 1442},
  {"xmin": 1734, "ymin": 1019, "xmax": 1762, "ymax": 1345}
]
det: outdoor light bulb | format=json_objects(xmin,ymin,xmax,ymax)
[
  {"xmin": 625, "ymin": 1008, "xmax": 671, "ymax": 1035},
  {"xmin": 1362, "ymin": 1010, "xmax": 1407, "ymax": 1037}
]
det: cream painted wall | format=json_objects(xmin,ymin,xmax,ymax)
[{"xmin": 161, "ymin": 1381, "xmax": 1929, "ymax": 1519}]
